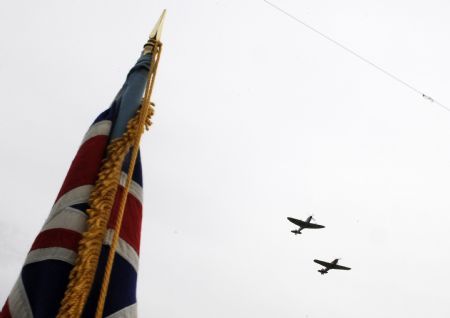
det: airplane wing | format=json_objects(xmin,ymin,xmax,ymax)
[
  {"xmin": 303, "ymin": 223, "xmax": 325, "ymax": 229},
  {"xmin": 313, "ymin": 259, "xmax": 332, "ymax": 268},
  {"xmin": 287, "ymin": 217, "xmax": 306, "ymax": 227},
  {"xmin": 331, "ymin": 264, "xmax": 351, "ymax": 270}
]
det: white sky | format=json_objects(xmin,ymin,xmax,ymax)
[{"xmin": 1, "ymin": 0, "xmax": 450, "ymax": 317}]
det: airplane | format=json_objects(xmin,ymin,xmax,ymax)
[
  {"xmin": 314, "ymin": 259, "xmax": 351, "ymax": 275},
  {"xmin": 287, "ymin": 216, "xmax": 325, "ymax": 235}
]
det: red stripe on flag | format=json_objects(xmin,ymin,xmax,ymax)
[
  {"xmin": 0, "ymin": 300, "xmax": 11, "ymax": 318},
  {"xmin": 56, "ymin": 135, "xmax": 109, "ymax": 201},
  {"xmin": 108, "ymin": 187, "xmax": 143, "ymax": 254},
  {"xmin": 31, "ymin": 229, "xmax": 81, "ymax": 252}
]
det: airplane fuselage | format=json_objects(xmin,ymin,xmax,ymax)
[
  {"xmin": 291, "ymin": 218, "xmax": 310, "ymax": 235},
  {"xmin": 319, "ymin": 259, "xmax": 339, "ymax": 274}
]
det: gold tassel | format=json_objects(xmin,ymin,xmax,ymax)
[{"xmin": 57, "ymin": 105, "xmax": 154, "ymax": 318}]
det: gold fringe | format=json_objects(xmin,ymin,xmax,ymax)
[
  {"xmin": 57, "ymin": 105, "xmax": 154, "ymax": 318},
  {"xmin": 94, "ymin": 100, "xmax": 153, "ymax": 318}
]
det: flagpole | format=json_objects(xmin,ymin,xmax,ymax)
[{"xmin": 95, "ymin": 10, "xmax": 166, "ymax": 318}]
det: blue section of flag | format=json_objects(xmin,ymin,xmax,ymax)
[
  {"xmin": 71, "ymin": 203, "xmax": 90, "ymax": 214},
  {"xmin": 93, "ymin": 104, "xmax": 118, "ymax": 125},
  {"xmin": 123, "ymin": 151, "xmax": 143, "ymax": 186},
  {"xmin": 110, "ymin": 54, "xmax": 151, "ymax": 140},
  {"xmin": 83, "ymin": 247, "xmax": 138, "ymax": 317},
  {"xmin": 22, "ymin": 261, "xmax": 72, "ymax": 317}
]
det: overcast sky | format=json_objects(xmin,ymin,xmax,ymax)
[{"xmin": 1, "ymin": 0, "xmax": 450, "ymax": 317}]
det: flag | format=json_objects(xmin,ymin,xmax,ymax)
[{"xmin": 1, "ymin": 51, "xmax": 153, "ymax": 318}]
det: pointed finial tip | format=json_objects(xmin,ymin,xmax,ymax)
[
  {"xmin": 142, "ymin": 10, "xmax": 166, "ymax": 55},
  {"xmin": 149, "ymin": 10, "xmax": 166, "ymax": 42}
]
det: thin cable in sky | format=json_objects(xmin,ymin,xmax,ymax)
[{"xmin": 263, "ymin": 0, "xmax": 450, "ymax": 113}]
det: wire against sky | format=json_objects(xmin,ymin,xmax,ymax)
[{"xmin": 263, "ymin": 0, "xmax": 450, "ymax": 113}]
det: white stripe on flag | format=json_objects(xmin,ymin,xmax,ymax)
[
  {"xmin": 103, "ymin": 229, "xmax": 139, "ymax": 272},
  {"xmin": 81, "ymin": 120, "xmax": 112, "ymax": 145},
  {"xmin": 119, "ymin": 172, "xmax": 143, "ymax": 204},
  {"xmin": 42, "ymin": 207, "xmax": 87, "ymax": 233},
  {"xmin": 105, "ymin": 303, "xmax": 137, "ymax": 318},
  {"xmin": 46, "ymin": 185, "xmax": 92, "ymax": 224},
  {"xmin": 25, "ymin": 247, "xmax": 77, "ymax": 266},
  {"xmin": 8, "ymin": 277, "xmax": 33, "ymax": 318}
]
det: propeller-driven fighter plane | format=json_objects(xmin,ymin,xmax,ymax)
[
  {"xmin": 314, "ymin": 259, "xmax": 351, "ymax": 275},
  {"xmin": 287, "ymin": 216, "xmax": 325, "ymax": 235}
]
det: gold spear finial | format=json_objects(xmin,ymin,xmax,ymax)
[
  {"xmin": 149, "ymin": 9, "xmax": 166, "ymax": 41},
  {"xmin": 143, "ymin": 10, "xmax": 166, "ymax": 55}
]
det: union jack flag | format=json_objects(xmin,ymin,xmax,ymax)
[{"xmin": 1, "ymin": 53, "xmax": 151, "ymax": 318}]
